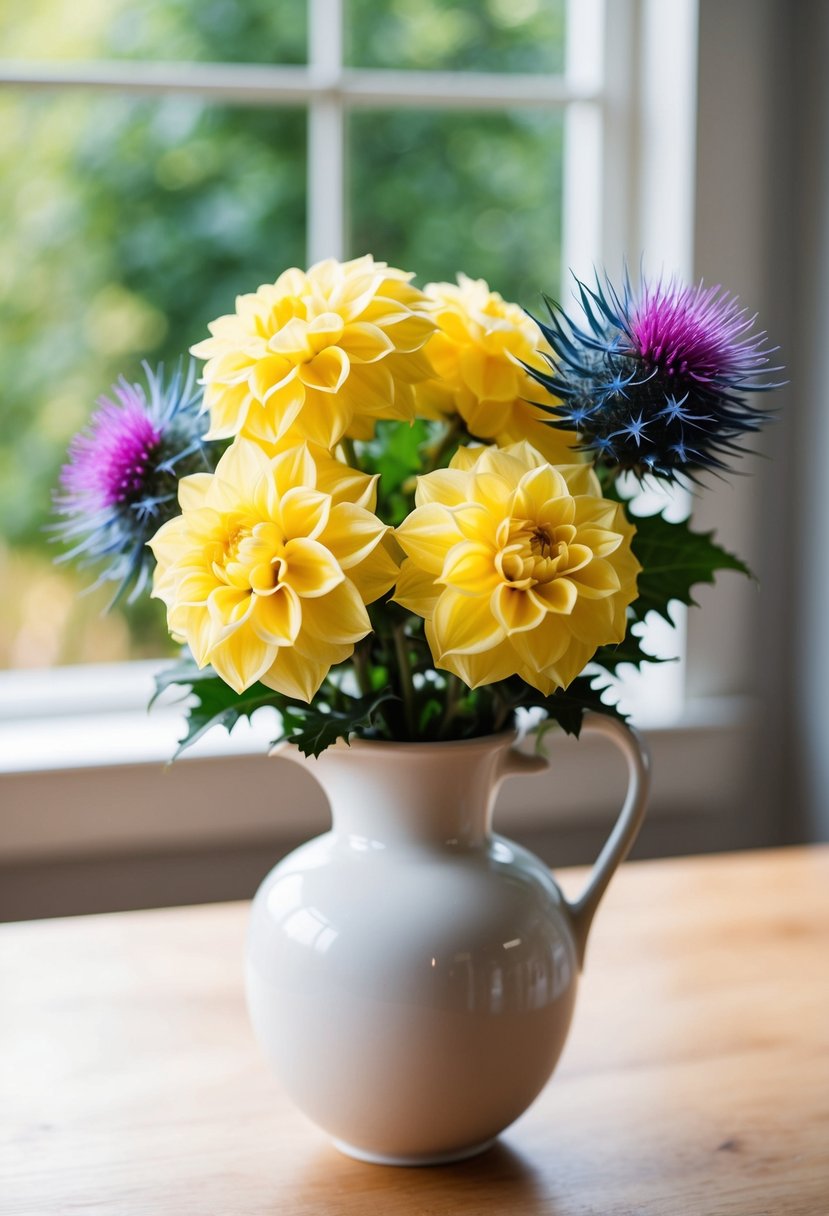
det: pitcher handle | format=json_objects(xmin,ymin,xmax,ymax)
[{"xmin": 502, "ymin": 712, "xmax": 650, "ymax": 969}]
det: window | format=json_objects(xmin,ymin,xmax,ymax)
[{"xmin": 2, "ymin": 0, "xmax": 770, "ymax": 883}]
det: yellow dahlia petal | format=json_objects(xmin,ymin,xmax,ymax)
[
  {"xmin": 251, "ymin": 357, "xmax": 296, "ymax": 403},
  {"xmin": 298, "ymin": 347, "xmax": 350, "ymax": 394},
  {"xmin": 416, "ymin": 276, "xmax": 580, "ymax": 455},
  {"xmin": 575, "ymin": 527, "xmax": 625, "ymax": 559},
  {"xmin": 567, "ymin": 595, "xmax": 615, "ymax": 645},
  {"xmin": 341, "ymin": 321, "xmax": 395, "ymax": 363},
  {"xmin": 176, "ymin": 606, "xmax": 213, "ymax": 668},
  {"xmin": 460, "ymin": 395, "xmax": 512, "ymax": 438},
  {"xmin": 270, "ymin": 444, "xmax": 318, "ymax": 498},
  {"xmin": 251, "ymin": 584, "xmax": 303, "ymax": 645},
  {"xmin": 431, "ymin": 629, "xmax": 520, "ymax": 689},
  {"xmin": 414, "ymin": 467, "xmax": 473, "ymax": 508},
  {"xmin": 491, "ymin": 585, "xmax": 548, "ymax": 635},
  {"xmin": 279, "ymin": 487, "xmax": 331, "ymax": 543},
  {"xmin": 317, "ymin": 458, "xmax": 378, "ymax": 511},
  {"xmin": 432, "ymin": 589, "xmax": 504, "ymax": 656},
  {"xmin": 204, "ymin": 380, "xmax": 253, "ymax": 440},
  {"xmin": 534, "ymin": 577, "xmax": 578, "ymax": 615},
  {"xmin": 512, "ymin": 463, "xmax": 569, "ymax": 517},
  {"xmin": 267, "ymin": 316, "xmax": 316, "ymax": 360},
  {"xmin": 396, "ymin": 503, "xmax": 459, "ymax": 573},
  {"xmin": 319, "ymin": 502, "xmax": 388, "ymax": 569},
  {"xmin": 307, "ymin": 311, "xmax": 346, "ymax": 347},
  {"xmin": 447, "ymin": 444, "xmax": 485, "ymax": 472},
  {"xmin": 174, "ymin": 568, "xmax": 221, "ymax": 606},
  {"xmin": 177, "ymin": 473, "xmax": 213, "ymax": 511},
  {"xmin": 393, "ymin": 558, "xmax": 441, "ymax": 617},
  {"xmin": 300, "ymin": 579, "xmax": 372, "ymax": 644},
  {"xmin": 282, "ymin": 538, "xmax": 345, "ymax": 598},
  {"xmin": 212, "ymin": 437, "xmax": 272, "ymax": 500},
  {"xmin": 569, "ymin": 558, "xmax": 622, "ymax": 598},
  {"xmin": 459, "ymin": 348, "xmax": 516, "ymax": 401},
  {"xmin": 260, "ymin": 646, "xmax": 330, "ymax": 703},
  {"xmin": 346, "ymin": 538, "xmax": 400, "ymax": 604},
  {"xmin": 209, "ymin": 623, "xmax": 274, "ymax": 694},
  {"xmin": 439, "ymin": 540, "xmax": 499, "ymax": 594},
  {"xmin": 510, "ymin": 614, "xmax": 570, "ymax": 671}
]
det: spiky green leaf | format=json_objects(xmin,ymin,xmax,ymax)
[
  {"xmin": 629, "ymin": 509, "xmax": 752, "ymax": 625},
  {"xmin": 278, "ymin": 691, "xmax": 399, "ymax": 758},
  {"xmin": 593, "ymin": 627, "xmax": 669, "ymax": 676}
]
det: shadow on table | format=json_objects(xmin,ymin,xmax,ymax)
[{"xmin": 295, "ymin": 1139, "xmax": 558, "ymax": 1215}]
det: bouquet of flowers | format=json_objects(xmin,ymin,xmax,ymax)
[{"xmin": 54, "ymin": 255, "xmax": 779, "ymax": 757}]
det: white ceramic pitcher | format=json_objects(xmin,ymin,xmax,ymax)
[{"xmin": 246, "ymin": 713, "xmax": 650, "ymax": 1165}]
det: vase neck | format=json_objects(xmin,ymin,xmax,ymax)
[{"xmin": 302, "ymin": 735, "xmax": 516, "ymax": 848}]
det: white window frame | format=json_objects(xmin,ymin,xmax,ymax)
[{"xmin": 0, "ymin": 0, "xmax": 769, "ymax": 870}]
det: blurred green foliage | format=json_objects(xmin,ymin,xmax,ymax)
[{"xmin": 0, "ymin": 0, "xmax": 565, "ymax": 667}]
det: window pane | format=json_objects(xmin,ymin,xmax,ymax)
[
  {"xmin": 0, "ymin": 0, "xmax": 306, "ymax": 64},
  {"xmin": 345, "ymin": 0, "xmax": 566, "ymax": 74},
  {"xmin": 0, "ymin": 91, "xmax": 306, "ymax": 669},
  {"xmin": 348, "ymin": 109, "xmax": 563, "ymax": 307}
]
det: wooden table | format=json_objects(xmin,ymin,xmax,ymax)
[{"xmin": 1, "ymin": 847, "xmax": 828, "ymax": 1215}]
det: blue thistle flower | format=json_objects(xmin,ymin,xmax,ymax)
[
  {"xmin": 525, "ymin": 271, "xmax": 782, "ymax": 481},
  {"xmin": 53, "ymin": 360, "xmax": 213, "ymax": 604}
]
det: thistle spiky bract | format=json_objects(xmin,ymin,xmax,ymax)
[
  {"xmin": 53, "ymin": 359, "xmax": 213, "ymax": 604},
  {"xmin": 525, "ymin": 271, "xmax": 781, "ymax": 482}
]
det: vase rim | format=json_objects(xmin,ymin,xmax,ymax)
[{"xmin": 272, "ymin": 730, "xmax": 519, "ymax": 760}]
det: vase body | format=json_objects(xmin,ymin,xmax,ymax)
[{"xmin": 246, "ymin": 724, "xmax": 649, "ymax": 1165}]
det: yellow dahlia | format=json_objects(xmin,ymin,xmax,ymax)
[
  {"xmin": 394, "ymin": 441, "xmax": 639, "ymax": 693},
  {"xmin": 190, "ymin": 255, "xmax": 436, "ymax": 449},
  {"xmin": 416, "ymin": 274, "xmax": 580, "ymax": 464},
  {"xmin": 149, "ymin": 439, "xmax": 398, "ymax": 700}
]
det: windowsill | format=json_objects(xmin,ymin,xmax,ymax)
[
  {"xmin": 0, "ymin": 657, "xmax": 756, "ymax": 868},
  {"xmin": 0, "ymin": 691, "xmax": 746, "ymax": 775}
]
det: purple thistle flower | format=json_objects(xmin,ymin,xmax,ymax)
[
  {"xmin": 626, "ymin": 280, "xmax": 770, "ymax": 386},
  {"xmin": 53, "ymin": 360, "xmax": 213, "ymax": 604},
  {"xmin": 525, "ymin": 271, "xmax": 782, "ymax": 481},
  {"xmin": 60, "ymin": 388, "xmax": 163, "ymax": 513}
]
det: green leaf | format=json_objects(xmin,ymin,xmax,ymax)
[
  {"xmin": 359, "ymin": 419, "xmax": 431, "ymax": 525},
  {"xmin": 152, "ymin": 654, "xmax": 288, "ymax": 757},
  {"xmin": 278, "ymin": 690, "xmax": 399, "ymax": 758},
  {"xmin": 629, "ymin": 509, "xmax": 752, "ymax": 625},
  {"xmin": 531, "ymin": 676, "xmax": 628, "ymax": 738},
  {"xmin": 492, "ymin": 673, "xmax": 627, "ymax": 740},
  {"xmin": 171, "ymin": 675, "xmax": 284, "ymax": 759},
  {"xmin": 593, "ymin": 627, "xmax": 670, "ymax": 677}
]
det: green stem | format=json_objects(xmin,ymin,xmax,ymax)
[
  {"xmin": 438, "ymin": 673, "xmax": 464, "ymax": 739},
  {"xmin": 490, "ymin": 686, "xmax": 515, "ymax": 734},
  {"xmin": 340, "ymin": 436, "xmax": 360, "ymax": 472},
  {"xmin": 427, "ymin": 417, "xmax": 463, "ymax": 469},
  {"xmin": 351, "ymin": 639, "xmax": 372, "ymax": 698},
  {"xmin": 392, "ymin": 624, "xmax": 417, "ymax": 739}
]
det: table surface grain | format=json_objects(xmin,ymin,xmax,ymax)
[{"xmin": 1, "ymin": 846, "xmax": 828, "ymax": 1216}]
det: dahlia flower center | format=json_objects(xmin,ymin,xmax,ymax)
[
  {"xmin": 495, "ymin": 518, "xmax": 582, "ymax": 589},
  {"xmin": 214, "ymin": 521, "xmax": 292, "ymax": 595}
]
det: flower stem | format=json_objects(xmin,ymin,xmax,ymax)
[
  {"xmin": 340, "ymin": 436, "xmax": 360, "ymax": 471},
  {"xmin": 438, "ymin": 673, "xmax": 464, "ymax": 738},
  {"xmin": 427, "ymin": 417, "xmax": 463, "ymax": 469},
  {"xmin": 351, "ymin": 640, "xmax": 372, "ymax": 698},
  {"xmin": 392, "ymin": 625, "xmax": 417, "ymax": 739},
  {"xmin": 491, "ymin": 686, "xmax": 514, "ymax": 734}
]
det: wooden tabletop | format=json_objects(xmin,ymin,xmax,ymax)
[{"xmin": 1, "ymin": 846, "xmax": 828, "ymax": 1216}]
